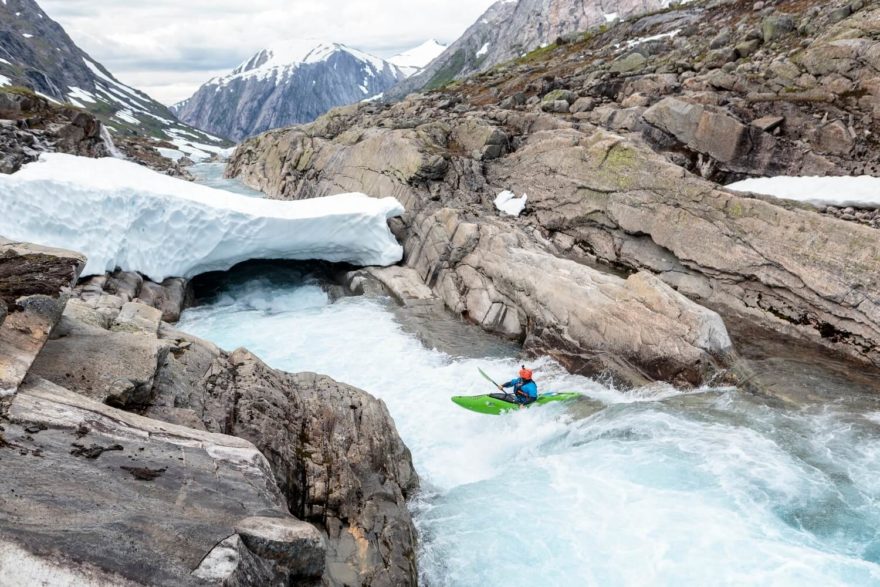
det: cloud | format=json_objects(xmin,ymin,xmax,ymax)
[{"xmin": 39, "ymin": 0, "xmax": 498, "ymax": 104}]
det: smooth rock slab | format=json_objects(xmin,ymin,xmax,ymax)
[
  {"xmin": 1, "ymin": 377, "xmax": 320, "ymax": 586},
  {"xmin": 29, "ymin": 305, "xmax": 166, "ymax": 409},
  {"xmin": 406, "ymin": 208, "xmax": 734, "ymax": 386}
]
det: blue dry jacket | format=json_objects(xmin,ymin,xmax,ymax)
[{"xmin": 502, "ymin": 377, "xmax": 538, "ymax": 399}]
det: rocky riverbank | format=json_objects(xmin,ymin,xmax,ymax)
[
  {"xmin": 227, "ymin": 0, "xmax": 880, "ymax": 389},
  {"xmin": 0, "ymin": 241, "xmax": 419, "ymax": 586}
]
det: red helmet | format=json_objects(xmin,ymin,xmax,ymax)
[{"xmin": 519, "ymin": 366, "xmax": 533, "ymax": 380}]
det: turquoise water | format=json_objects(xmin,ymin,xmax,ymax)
[
  {"xmin": 177, "ymin": 270, "xmax": 880, "ymax": 587},
  {"xmin": 187, "ymin": 162, "xmax": 265, "ymax": 198}
]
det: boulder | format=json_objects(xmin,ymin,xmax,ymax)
[
  {"xmin": 643, "ymin": 97, "xmax": 752, "ymax": 163},
  {"xmin": 751, "ymin": 116, "xmax": 785, "ymax": 132},
  {"xmin": 234, "ymin": 516, "xmax": 326, "ymax": 578},
  {"xmin": 643, "ymin": 97, "xmax": 703, "ymax": 145},
  {"xmin": 0, "ymin": 90, "xmax": 110, "ymax": 174},
  {"xmin": 347, "ymin": 266, "xmax": 438, "ymax": 306},
  {"xmin": 815, "ymin": 119, "xmax": 854, "ymax": 155},
  {"xmin": 702, "ymin": 48, "xmax": 738, "ymax": 70},
  {"xmin": 709, "ymin": 29, "xmax": 732, "ymax": 49},
  {"xmin": 451, "ymin": 118, "xmax": 509, "ymax": 158},
  {"xmin": 693, "ymin": 109, "xmax": 751, "ymax": 163},
  {"xmin": 735, "ymin": 39, "xmax": 762, "ymax": 58},
  {"xmin": 0, "ymin": 238, "xmax": 86, "ymax": 397},
  {"xmin": 136, "ymin": 277, "xmax": 187, "ymax": 322},
  {"xmin": 610, "ymin": 52, "xmax": 648, "ymax": 74},
  {"xmin": 28, "ymin": 303, "xmax": 166, "ymax": 409},
  {"xmin": 571, "ymin": 97, "xmax": 596, "ymax": 113},
  {"xmin": 542, "ymin": 89, "xmax": 576, "ymax": 104},
  {"xmin": 762, "ymin": 15, "xmax": 796, "ymax": 42},
  {"xmin": 541, "ymin": 99, "xmax": 571, "ymax": 113},
  {"xmin": 2, "ymin": 376, "xmax": 319, "ymax": 586},
  {"xmin": 829, "ymin": 5, "xmax": 852, "ymax": 23}
]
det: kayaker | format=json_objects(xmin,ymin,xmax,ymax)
[{"xmin": 500, "ymin": 366, "xmax": 538, "ymax": 406}]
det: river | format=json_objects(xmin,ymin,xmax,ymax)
[
  {"xmin": 176, "ymin": 166, "xmax": 880, "ymax": 586},
  {"xmin": 175, "ymin": 264, "xmax": 880, "ymax": 586}
]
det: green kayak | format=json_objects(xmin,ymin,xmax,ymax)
[{"xmin": 451, "ymin": 392, "xmax": 580, "ymax": 415}]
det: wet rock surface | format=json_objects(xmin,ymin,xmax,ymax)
[
  {"xmin": 1, "ymin": 250, "xmax": 420, "ymax": 586},
  {"xmin": 23, "ymin": 286, "xmax": 419, "ymax": 586}
]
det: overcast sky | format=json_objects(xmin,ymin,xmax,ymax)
[{"xmin": 39, "ymin": 0, "xmax": 497, "ymax": 105}]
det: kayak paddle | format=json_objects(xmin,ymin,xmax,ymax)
[{"xmin": 478, "ymin": 368, "xmax": 503, "ymax": 390}]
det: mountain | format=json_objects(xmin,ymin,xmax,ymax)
[
  {"xmin": 388, "ymin": 39, "xmax": 448, "ymax": 77},
  {"xmin": 0, "ymin": 0, "xmax": 225, "ymax": 147},
  {"xmin": 388, "ymin": 0, "xmax": 681, "ymax": 99},
  {"xmin": 172, "ymin": 41, "xmax": 406, "ymax": 142}
]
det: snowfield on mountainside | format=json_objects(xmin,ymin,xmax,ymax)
[{"xmin": 0, "ymin": 154, "xmax": 405, "ymax": 280}]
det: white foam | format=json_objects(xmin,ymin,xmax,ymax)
[{"xmin": 178, "ymin": 276, "xmax": 880, "ymax": 587}]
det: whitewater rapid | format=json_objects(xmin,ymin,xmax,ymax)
[{"xmin": 176, "ymin": 268, "xmax": 880, "ymax": 586}]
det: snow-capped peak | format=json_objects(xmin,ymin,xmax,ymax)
[
  {"xmin": 389, "ymin": 39, "xmax": 448, "ymax": 76},
  {"xmin": 221, "ymin": 40, "xmax": 395, "ymax": 85},
  {"xmin": 233, "ymin": 40, "xmax": 340, "ymax": 75}
]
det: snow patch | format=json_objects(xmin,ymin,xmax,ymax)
[
  {"xmin": 113, "ymin": 109, "xmax": 140, "ymax": 126},
  {"xmin": 0, "ymin": 74, "xmax": 10, "ymax": 87},
  {"xmin": 0, "ymin": 154, "xmax": 405, "ymax": 280},
  {"xmin": 389, "ymin": 39, "xmax": 447, "ymax": 76},
  {"xmin": 604, "ymin": 12, "xmax": 619, "ymax": 23},
  {"xmin": 620, "ymin": 29, "xmax": 681, "ymax": 50},
  {"xmin": 83, "ymin": 59, "xmax": 133, "ymax": 93},
  {"xmin": 166, "ymin": 128, "xmax": 227, "ymax": 163},
  {"xmin": 494, "ymin": 190, "xmax": 528, "ymax": 217},
  {"xmin": 22, "ymin": 33, "xmax": 33, "ymax": 39},
  {"xmin": 476, "ymin": 42, "xmax": 490, "ymax": 58},
  {"xmin": 67, "ymin": 86, "xmax": 96, "ymax": 104},
  {"xmin": 157, "ymin": 148, "xmax": 186, "ymax": 162},
  {"xmin": 35, "ymin": 91, "xmax": 59, "ymax": 104},
  {"xmin": 727, "ymin": 176, "xmax": 880, "ymax": 209}
]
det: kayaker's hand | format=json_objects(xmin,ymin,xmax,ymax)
[{"xmin": 498, "ymin": 385, "xmax": 504, "ymax": 392}]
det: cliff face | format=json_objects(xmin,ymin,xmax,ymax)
[
  {"xmin": 228, "ymin": 0, "xmax": 880, "ymax": 386},
  {"xmin": 388, "ymin": 0, "xmax": 677, "ymax": 98},
  {"xmin": 0, "ymin": 242, "xmax": 420, "ymax": 586},
  {"xmin": 173, "ymin": 43, "xmax": 406, "ymax": 141}
]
